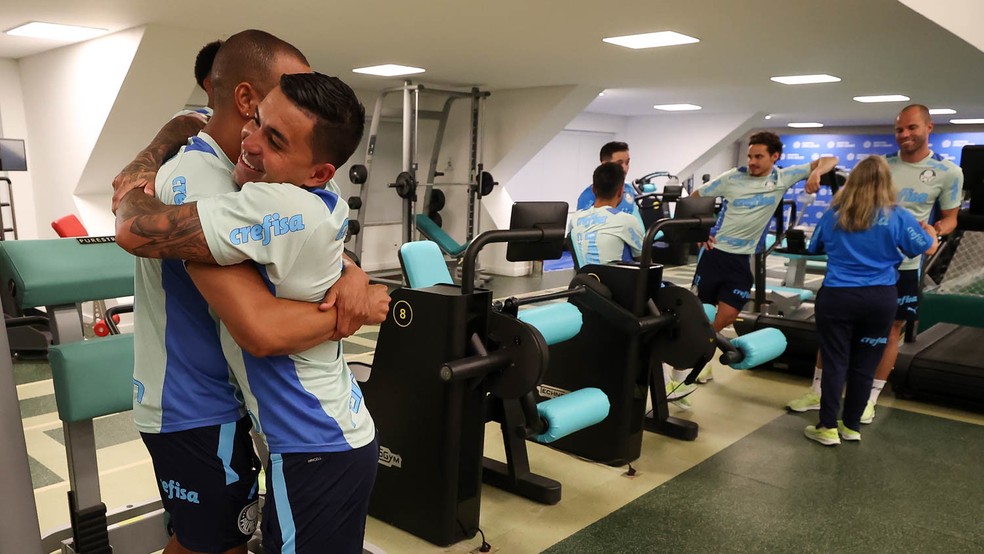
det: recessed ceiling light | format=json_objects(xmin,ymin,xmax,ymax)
[
  {"xmin": 929, "ymin": 108, "xmax": 956, "ymax": 115},
  {"xmin": 603, "ymin": 31, "xmax": 699, "ymax": 50},
  {"xmin": 788, "ymin": 122, "xmax": 824, "ymax": 128},
  {"xmin": 770, "ymin": 74, "xmax": 841, "ymax": 85},
  {"xmin": 352, "ymin": 64, "xmax": 425, "ymax": 77},
  {"xmin": 653, "ymin": 103, "xmax": 701, "ymax": 111},
  {"xmin": 951, "ymin": 119, "xmax": 984, "ymax": 125},
  {"xmin": 853, "ymin": 95, "xmax": 910, "ymax": 103},
  {"xmin": 598, "ymin": 91, "xmax": 606, "ymax": 97},
  {"xmin": 5, "ymin": 21, "xmax": 107, "ymax": 41},
  {"xmin": 765, "ymin": 114, "xmax": 773, "ymax": 120}
]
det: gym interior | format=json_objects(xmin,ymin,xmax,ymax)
[{"xmin": 3, "ymin": 1, "xmax": 984, "ymax": 552}]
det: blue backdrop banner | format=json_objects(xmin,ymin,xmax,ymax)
[{"xmin": 772, "ymin": 132, "xmax": 984, "ymax": 230}]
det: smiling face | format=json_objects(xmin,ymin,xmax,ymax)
[
  {"xmin": 232, "ymin": 86, "xmax": 334, "ymax": 188},
  {"xmin": 895, "ymin": 106, "xmax": 933, "ymax": 161}
]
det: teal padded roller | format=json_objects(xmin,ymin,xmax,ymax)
[
  {"xmin": 517, "ymin": 303, "xmax": 582, "ymax": 345},
  {"xmin": 703, "ymin": 303, "xmax": 717, "ymax": 323},
  {"xmin": 49, "ymin": 334, "xmax": 135, "ymax": 422},
  {"xmin": 399, "ymin": 241, "xmax": 453, "ymax": 289},
  {"xmin": 729, "ymin": 328, "xmax": 787, "ymax": 370},
  {"xmin": 0, "ymin": 238, "xmax": 134, "ymax": 309},
  {"xmin": 534, "ymin": 387, "xmax": 610, "ymax": 443}
]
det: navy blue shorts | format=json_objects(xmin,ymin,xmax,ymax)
[
  {"xmin": 815, "ymin": 286, "xmax": 897, "ymax": 429},
  {"xmin": 262, "ymin": 436, "xmax": 379, "ymax": 554},
  {"xmin": 141, "ymin": 416, "xmax": 260, "ymax": 553},
  {"xmin": 896, "ymin": 269, "xmax": 920, "ymax": 321},
  {"xmin": 693, "ymin": 248, "xmax": 753, "ymax": 310}
]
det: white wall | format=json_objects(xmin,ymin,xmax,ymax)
[
  {"xmin": 508, "ymin": 129, "xmax": 615, "ymax": 208},
  {"xmin": 623, "ymin": 111, "xmax": 763, "ymax": 187},
  {"xmin": 0, "ymin": 58, "xmax": 38, "ymax": 239},
  {"xmin": 18, "ymin": 24, "xmax": 217, "ymax": 238},
  {"xmin": 18, "ymin": 27, "xmax": 145, "ymax": 238}
]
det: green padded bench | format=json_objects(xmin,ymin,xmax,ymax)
[
  {"xmin": 49, "ymin": 334, "xmax": 135, "ymax": 423},
  {"xmin": 0, "ymin": 238, "xmax": 134, "ymax": 310},
  {"xmin": 0, "ymin": 238, "xmax": 166, "ymax": 554},
  {"xmin": 414, "ymin": 214, "xmax": 469, "ymax": 257}
]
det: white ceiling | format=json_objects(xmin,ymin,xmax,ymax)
[{"xmin": 1, "ymin": 0, "xmax": 983, "ymax": 127}]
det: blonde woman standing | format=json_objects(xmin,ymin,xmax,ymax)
[{"xmin": 804, "ymin": 155, "xmax": 938, "ymax": 446}]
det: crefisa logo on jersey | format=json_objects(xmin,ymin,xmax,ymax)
[
  {"xmin": 229, "ymin": 212, "xmax": 305, "ymax": 246},
  {"xmin": 919, "ymin": 169, "xmax": 936, "ymax": 183},
  {"xmin": 238, "ymin": 500, "xmax": 259, "ymax": 535}
]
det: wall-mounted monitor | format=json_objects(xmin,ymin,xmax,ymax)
[{"xmin": 0, "ymin": 139, "xmax": 27, "ymax": 171}]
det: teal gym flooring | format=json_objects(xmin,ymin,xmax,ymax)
[{"xmin": 15, "ymin": 258, "xmax": 984, "ymax": 553}]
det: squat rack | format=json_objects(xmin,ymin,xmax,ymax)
[{"xmin": 348, "ymin": 81, "xmax": 492, "ymax": 263}]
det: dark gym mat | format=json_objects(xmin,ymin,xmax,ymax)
[{"xmin": 546, "ymin": 408, "xmax": 984, "ymax": 553}]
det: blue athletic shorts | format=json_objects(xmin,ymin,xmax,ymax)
[
  {"xmin": 693, "ymin": 248, "xmax": 753, "ymax": 311},
  {"xmin": 262, "ymin": 436, "xmax": 379, "ymax": 554},
  {"xmin": 896, "ymin": 269, "xmax": 920, "ymax": 322},
  {"xmin": 141, "ymin": 416, "xmax": 260, "ymax": 552}
]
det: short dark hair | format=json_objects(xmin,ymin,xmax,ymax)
[
  {"xmin": 749, "ymin": 131, "xmax": 783, "ymax": 156},
  {"xmin": 599, "ymin": 141, "xmax": 629, "ymax": 162},
  {"xmin": 211, "ymin": 29, "xmax": 309, "ymax": 105},
  {"xmin": 280, "ymin": 72, "xmax": 366, "ymax": 167},
  {"xmin": 899, "ymin": 104, "xmax": 932, "ymax": 124},
  {"xmin": 592, "ymin": 162, "xmax": 625, "ymax": 201},
  {"xmin": 194, "ymin": 40, "xmax": 223, "ymax": 90}
]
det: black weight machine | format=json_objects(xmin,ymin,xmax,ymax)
[
  {"xmin": 360, "ymin": 202, "xmax": 610, "ymax": 547},
  {"xmin": 538, "ymin": 211, "xmax": 789, "ymax": 465}
]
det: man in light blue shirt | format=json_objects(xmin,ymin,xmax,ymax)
[
  {"xmin": 788, "ymin": 105, "xmax": 963, "ymax": 420},
  {"xmin": 569, "ymin": 162, "xmax": 644, "ymax": 266},
  {"xmin": 117, "ymin": 72, "xmax": 381, "ymax": 554},
  {"xmin": 692, "ymin": 132, "xmax": 836, "ymax": 333},
  {"xmin": 576, "ymin": 141, "xmax": 643, "ymax": 225}
]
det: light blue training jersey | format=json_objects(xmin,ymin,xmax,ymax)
[
  {"xmin": 886, "ymin": 151, "xmax": 963, "ymax": 271},
  {"xmin": 132, "ymin": 132, "xmax": 244, "ymax": 434},
  {"xmin": 197, "ymin": 182, "xmax": 376, "ymax": 454},
  {"xmin": 568, "ymin": 206, "xmax": 645, "ymax": 265},
  {"xmin": 809, "ymin": 206, "xmax": 932, "ymax": 287},
  {"xmin": 695, "ymin": 164, "xmax": 812, "ymax": 255}
]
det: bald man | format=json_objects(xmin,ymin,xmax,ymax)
[{"xmin": 787, "ymin": 105, "xmax": 964, "ymax": 422}]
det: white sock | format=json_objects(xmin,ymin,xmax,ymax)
[
  {"xmin": 869, "ymin": 379, "xmax": 887, "ymax": 404},
  {"xmin": 673, "ymin": 369, "xmax": 690, "ymax": 383},
  {"xmin": 810, "ymin": 366, "xmax": 823, "ymax": 395}
]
